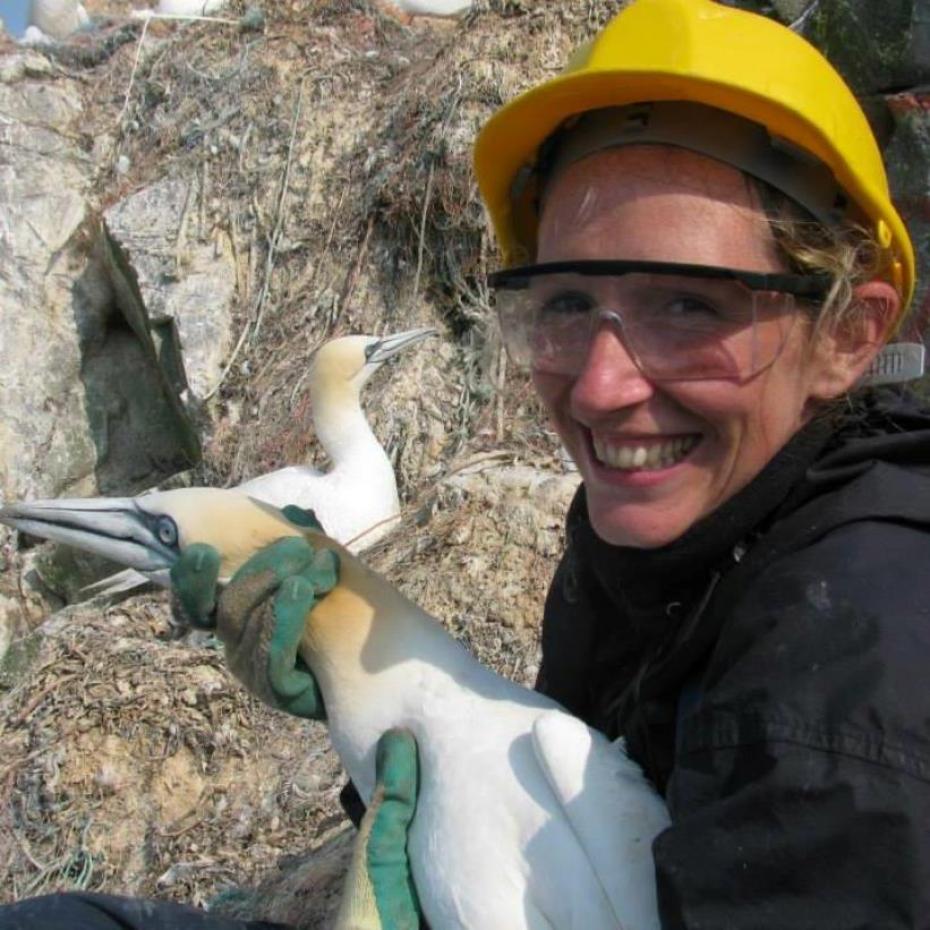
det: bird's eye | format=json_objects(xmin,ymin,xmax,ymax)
[{"xmin": 156, "ymin": 516, "xmax": 179, "ymax": 548}]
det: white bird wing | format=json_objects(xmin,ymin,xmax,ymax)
[
  {"xmin": 531, "ymin": 712, "xmax": 670, "ymax": 930},
  {"xmin": 236, "ymin": 465, "xmax": 323, "ymax": 509},
  {"xmin": 237, "ymin": 466, "xmax": 400, "ymax": 552}
]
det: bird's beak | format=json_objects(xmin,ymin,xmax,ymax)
[
  {"xmin": 0, "ymin": 497, "xmax": 178, "ymax": 575},
  {"xmin": 365, "ymin": 327, "xmax": 437, "ymax": 366}
]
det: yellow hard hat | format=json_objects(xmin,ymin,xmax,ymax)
[{"xmin": 474, "ymin": 0, "xmax": 915, "ymax": 310}]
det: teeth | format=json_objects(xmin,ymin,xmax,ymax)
[{"xmin": 593, "ymin": 435, "xmax": 698, "ymax": 471}]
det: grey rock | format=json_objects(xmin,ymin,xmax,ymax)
[
  {"xmin": 0, "ymin": 67, "xmax": 204, "ymax": 601},
  {"xmin": 0, "ymin": 72, "xmax": 98, "ymax": 504},
  {"xmin": 103, "ymin": 177, "xmax": 237, "ymax": 402}
]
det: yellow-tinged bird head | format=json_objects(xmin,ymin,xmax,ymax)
[
  {"xmin": 309, "ymin": 328, "xmax": 437, "ymax": 398},
  {"xmin": 0, "ymin": 488, "xmax": 330, "ymax": 587}
]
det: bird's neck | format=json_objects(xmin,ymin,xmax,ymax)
[
  {"xmin": 311, "ymin": 382, "xmax": 391, "ymax": 476},
  {"xmin": 298, "ymin": 547, "xmax": 491, "ymax": 799}
]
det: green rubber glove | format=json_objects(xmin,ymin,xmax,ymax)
[
  {"xmin": 169, "ymin": 505, "xmax": 337, "ymax": 720},
  {"xmin": 335, "ymin": 729, "xmax": 422, "ymax": 930}
]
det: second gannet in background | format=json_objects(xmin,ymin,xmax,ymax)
[
  {"xmin": 0, "ymin": 487, "xmax": 669, "ymax": 929},
  {"xmin": 236, "ymin": 328, "xmax": 436, "ymax": 549},
  {"xmin": 4, "ymin": 328, "xmax": 434, "ymax": 599},
  {"xmin": 28, "ymin": 0, "xmax": 89, "ymax": 40}
]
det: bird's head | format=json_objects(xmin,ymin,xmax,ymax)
[
  {"xmin": 310, "ymin": 328, "xmax": 437, "ymax": 396},
  {"xmin": 0, "ymin": 488, "xmax": 314, "ymax": 587}
]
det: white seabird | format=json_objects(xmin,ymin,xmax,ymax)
[
  {"xmin": 27, "ymin": 0, "xmax": 89, "ymax": 40},
  {"xmin": 0, "ymin": 487, "xmax": 670, "ymax": 929},
  {"xmin": 236, "ymin": 328, "xmax": 436, "ymax": 550}
]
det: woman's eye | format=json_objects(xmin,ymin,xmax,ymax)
[
  {"xmin": 539, "ymin": 291, "xmax": 594, "ymax": 317},
  {"xmin": 665, "ymin": 296, "xmax": 720, "ymax": 319},
  {"xmin": 156, "ymin": 516, "xmax": 179, "ymax": 547}
]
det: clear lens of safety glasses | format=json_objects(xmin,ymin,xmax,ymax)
[{"xmin": 490, "ymin": 261, "xmax": 831, "ymax": 383}]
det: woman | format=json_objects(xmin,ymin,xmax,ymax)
[
  {"xmin": 6, "ymin": 0, "xmax": 928, "ymax": 927},
  {"xmin": 472, "ymin": 0, "xmax": 930, "ymax": 924}
]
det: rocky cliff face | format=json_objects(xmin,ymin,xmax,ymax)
[{"xmin": 1, "ymin": 2, "xmax": 927, "ymax": 926}]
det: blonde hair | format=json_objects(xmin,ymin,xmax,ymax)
[{"xmin": 755, "ymin": 181, "xmax": 895, "ymax": 340}]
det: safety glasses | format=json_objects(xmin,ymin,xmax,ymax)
[{"xmin": 489, "ymin": 260, "xmax": 832, "ymax": 382}]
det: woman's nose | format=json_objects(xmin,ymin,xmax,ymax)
[{"xmin": 569, "ymin": 321, "xmax": 655, "ymax": 419}]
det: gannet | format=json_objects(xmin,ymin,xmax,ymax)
[
  {"xmin": 27, "ymin": 0, "xmax": 89, "ymax": 40},
  {"xmin": 7, "ymin": 328, "xmax": 434, "ymax": 598},
  {"xmin": 236, "ymin": 328, "xmax": 436, "ymax": 549},
  {"xmin": 0, "ymin": 488, "xmax": 669, "ymax": 929}
]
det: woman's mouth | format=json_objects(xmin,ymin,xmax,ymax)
[{"xmin": 591, "ymin": 434, "xmax": 700, "ymax": 471}]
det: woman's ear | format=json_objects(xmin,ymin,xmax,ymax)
[{"xmin": 806, "ymin": 280, "xmax": 900, "ymax": 401}]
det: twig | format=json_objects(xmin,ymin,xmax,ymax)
[
  {"xmin": 227, "ymin": 203, "xmax": 247, "ymax": 302},
  {"xmin": 133, "ymin": 11, "xmax": 240, "ymax": 25},
  {"xmin": 3, "ymin": 674, "xmax": 79, "ymax": 733},
  {"xmin": 203, "ymin": 315, "xmax": 249, "ymax": 401},
  {"xmin": 344, "ymin": 451, "xmax": 519, "ymax": 552},
  {"xmin": 412, "ymin": 161, "xmax": 436, "ymax": 306},
  {"xmin": 789, "ymin": 0, "xmax": 822, "ymax": 33},
  {"xmin": 344, "ymin": 513, "xmax": 403, "ymax": 552},
  {"xmin": 238, "ymin": 121, "xmax": 253, "ymax": 173},
  {"xmin": 339, "ymin": 214, "xmax": 375, "ymax": 318},
  {"xmin": 251, "ymin": 73, "xmax": 309, "ymax": 345},
  {"xmin": 10, "ymin": 824, "xmax": 49, "ymax": 873},
  {"xmin": 308, "ymin": 185, "xmax": 348, "ymax": 293},
  {"xmin": 175, "ymin": 181, "xmax": 195, "ymax": 278},
  {"xmin": 116, "ymin": 13, "xmax": 151, "ymax": 129},
  {"xmin": 495, "ymin": 342, "xmax": 506, "ymax": 443}
]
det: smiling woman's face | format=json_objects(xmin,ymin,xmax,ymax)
[{"xmin": 534, "ymin": 146, "xmax": 843, "ymax": 548}]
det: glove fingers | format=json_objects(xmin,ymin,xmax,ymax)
[
  {"xmin": 268, "ymin": 549, "xmax": 340, "ymax": 672},
  {"xmin": 268, "ymin": 571, "xmax": 326, "ymax": 718},
  {"xmin": 170, "ymin": 543, "xmax": 222, "ymax": 628},
  {"xmin": 367, "ymin": 729, "xmax": 421, "ymax": 930},
  {"xmin": 230, "ymin": 536, "xmax": 317, "ymax": 585},
  {"xmin": 335, "ymin": 730, "xmax": 421, "ymax": 930},
  {"xmin": 307, "ymin": 548, "xmax": 340, "ymax": 594}
]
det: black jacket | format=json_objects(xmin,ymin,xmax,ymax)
[{"xmin": 537, "ymin": 389, "xmax": 930, "ymax": 929}]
